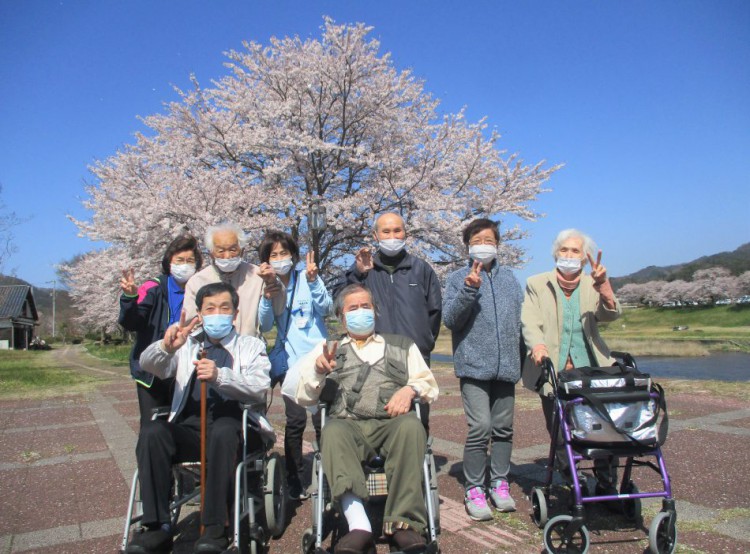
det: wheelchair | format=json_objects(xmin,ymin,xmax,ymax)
[
  {"xmin": 120, "ymin": 404, "xmax": 288, "ymax": 554},
  {"xmin": 300, "ymin": 383, "xmax": 441, "ymax": 554}
]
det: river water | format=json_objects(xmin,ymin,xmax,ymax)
[{"xmin": 431, "ymin": 352, "xmax": 750, "ymax": 382}]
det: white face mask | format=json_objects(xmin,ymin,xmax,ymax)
[
  {"xmin": 378, "ymin": 238, "xmax": 406, "ymax": 257},
  {"xmin": 170, "ymin": 264, "xmax": 196, "ymax": 284},
  {"xmin": 556, "ymin": 257, "xmax": 582, "ymax": 275},
  {"xmin": 214, "ymin": 256, "xmax": 242, "ymax": 273},
  {"xmin": 469, "ymin": 245, "xmax": 497, "ymax": 264},
  {"xmin": 270, "ymin": 258, "xmax": 294, "ymax": 276}
]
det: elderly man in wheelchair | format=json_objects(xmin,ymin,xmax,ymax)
[
  {"xmin": 127, "ymin": 282, "xmax": 271, "ymax": 554},
  {"xmin": 291, "ymin": 283, "xmax": 439, "ymax": 554}
]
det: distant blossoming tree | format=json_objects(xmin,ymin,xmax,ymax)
[
  {"xmin": 66, "ymin": 19, "xmax": 558, "ymax": 330},
  {"xmin": 615, "ymin": 266, "xmax": 744, "ymax": 306}
]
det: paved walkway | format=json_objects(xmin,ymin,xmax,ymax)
[{"xmin": 1, "ymin": 345, "xmax": 749, "ymax": 553}]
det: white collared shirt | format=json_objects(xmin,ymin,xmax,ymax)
[{"xmin": 289, "ymin": 333, "xmax": 439, "ymax": 407}]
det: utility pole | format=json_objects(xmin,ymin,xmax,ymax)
[{"xmin": 45, "ymin": 280, "xmax": 56, "ymax": 339}]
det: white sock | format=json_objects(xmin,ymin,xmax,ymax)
[{"xmin": 340, "ymin": 492, "xmax": 372, "ymax": 533}]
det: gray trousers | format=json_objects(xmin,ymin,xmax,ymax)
[
  {"xmin": 321, "ymin": 414, "xmax": 428, "ymax": 533},
  {"xmin": 460, "ymin": 378, "xmax": 515, "ymax": 490}
]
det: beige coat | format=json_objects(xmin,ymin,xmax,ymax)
[
  {"xmin": 183, "ymin": 262, "xmax": 286, "ymax": 337},
  {"xmin": 521, "ymin": 271, "xmax": 621, "ymax": 393}
]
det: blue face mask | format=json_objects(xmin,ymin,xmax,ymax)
[
  {"xmin": 345, "ymin": 308, "xmax": 375, "ymax": 336},
  {"xmin": 202, "ymin": 314, "xmax": 234, "ymax": 340}
]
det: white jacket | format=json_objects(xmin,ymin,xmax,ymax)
[{"xmin": 140, "ymin": 329, "xmax": 271, "ymax": 422}]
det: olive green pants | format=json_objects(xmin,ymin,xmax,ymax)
[{"xmin": 321, "ymin": 414, "xmax": 427, "ymax": 533}]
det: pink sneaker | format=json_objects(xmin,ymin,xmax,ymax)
[
  {"xmin": 489, "ymin": 480, "xmax": 516, "ymax": 512},
  {"xmin": 464, "ymin": 486, "xmax": 493, "ymax": 521}
]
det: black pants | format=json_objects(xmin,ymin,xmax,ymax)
[
  {"xmin": 136, "ymin": 415, "xmax": 244, "ymax": 527},
  {"xmin": 282, "ymin": 393, "xmax": 321, "ymax": 485},
  {"xmin": 136, "ymin": 378, "xmax": 174, "ymax": 426}
]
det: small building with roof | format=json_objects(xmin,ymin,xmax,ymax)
[{"xmin": 0, "ymin": 285, "xmax": 39, "ymax": 349}]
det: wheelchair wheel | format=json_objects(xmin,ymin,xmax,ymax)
[
  {"xmin": 427, "ymin": 451, "xmax": 441, "ymax": 531},
  {"xmin": 648, "ymin": 511, "xmax": 677, "ymax": 554},
  {"xmin": 622, "ymin": 481, "xmax": 642, "ymax": 523},
  {"xmin": 301, "ymin": 527, "xmax": 315, "ymax": 554},
  {"xmin": 543, "ymin": 515, "xmax": 590, "ymax": 554},
  {"xmin": 263, "ymin": 452, "xmax": 288, "ymax": 538},
  {"xmin": 531, "ymin": 486, "xmax": 549, "ymax": 528}
]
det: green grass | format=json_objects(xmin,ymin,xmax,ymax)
[
  {"xmin": 0, "ymin": 351, "xmax": 100, "ymax": 397},
  {"xmin": 601, "ymin": 305, "xmax": 750, "ymax": 340},
  {"xmin": 84, "ymin": 342, "xmax": 131, "ymax": 365}
]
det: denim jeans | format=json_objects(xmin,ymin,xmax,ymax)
[{"xmin": 460, "ymin": 378, "xmax": 515, "ymax": 490}]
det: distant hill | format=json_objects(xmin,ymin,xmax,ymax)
[
  {"xmin": 0, "ymin": 275, "xmax": 79, "ymax": 337},
  {"xmin": 611, "ymin": 243, "xmax": 750, "ymax": 289}
]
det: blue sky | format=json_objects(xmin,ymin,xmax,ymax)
[{"xmin": 1, "ymin": 0, "xmax": 748, "ymax": 289}]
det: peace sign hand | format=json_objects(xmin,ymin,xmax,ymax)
[
  {"xmin": 162, "ymin": 309, "xmax": 199, "ymax": 354},
  {"xmin": 315, "ymin": 341, "xmax": 338, "ymax": 375},
  {"xmin": 306, "ymin": 251, "xmax": 319, "ymax": 282},
  {"xmin": 587, "ymin": 250, "xmax": 608, "ymax": 286},
  {"xmin": 120, "ymin": 268, "xmax": 137, "ymax": 296},
  {"xmin": 464, "ymin": 261, "xmax": 483, "ymax": 289},
  {"xmin": 355, "ymin": 247, "xmax": 374, "ymax": 274}
]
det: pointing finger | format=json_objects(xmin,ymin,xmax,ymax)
[
  {"xmin": 586, "ymin": 253, "xmax": 596, "ymax": 269},
  {"xmin": 178, "ymin": 309, "xmax": 186, "ymax": 329},
  {"xmin": 326, "ymin": 341, "xmax": 338, "ymax": 361},
  {"xmin": 596, "ymin": 250, "xmax": 602, "ymax": 267}
]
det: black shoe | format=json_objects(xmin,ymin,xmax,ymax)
[
  {"xmin": 194, "ymin": 524, "xmax": 229, "ymax": 553},
  {"xmin": 334, "ymin": 530, "xmax": 376, "ymax": 554},
  {"xmin": 390, "ymin": 528, "xmax": 427, "ymax": 552},
  {"xmin": 595, "ymin": 482, "xmax": 621, "ymax": 512},
  {"xmin": 288, "ymin": 477, "xmax": 310, "ymax": 500},
  {"xmin": 127, "ymin": 528, "xmax": 173, "ymax": 553}
]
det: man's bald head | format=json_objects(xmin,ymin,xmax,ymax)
[{"xmin": 373, "ymin": 212, "xmax": 406, "ymax": 241}]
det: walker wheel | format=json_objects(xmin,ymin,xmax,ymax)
[
  {"xmin": 648, "ymin": 510, "xmax": 677, "ymax": 554},
  {"xmin": 543, "ymin": 514, "xmax": 590, "ymax": 554},
  {"xmin": 531, "ymin": 487, "xmax": 549, "ymax": 528}
]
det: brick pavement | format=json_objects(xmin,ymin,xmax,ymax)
[{"xmin": 1, "ymin": 345, "xmax": 749, "ymax": 553}]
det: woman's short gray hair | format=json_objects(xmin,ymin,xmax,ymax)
[
  {"xmin": 551, "ymin": 229, "xmax": 597, "ymax": 263},
  {"xmin": 204, "ymin": 222, "xmax": 249, "ymax": 251}
]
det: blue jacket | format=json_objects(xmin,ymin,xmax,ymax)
[
  {"xmin": 443, "ymin": 261, "xmax": 523, "ymax": 382},
  {"xmin": 258, "ymin": 267, "xmax": 332, "ymax": 371}
]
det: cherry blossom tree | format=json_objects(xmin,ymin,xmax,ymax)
[
  {"xmin": 738, "ymin": 271, "xmax": 750, "ymax": 295},
  {"xmin": 67, "ymin": 19, "xmax": 558, "ymax": 331},
  {"xmin": 691, "ymin": 267, "xmax": 740, "ymax": 303},
  {"xmin": 58, "ymin": 248, "xmax": 133, "ymax": 337}
]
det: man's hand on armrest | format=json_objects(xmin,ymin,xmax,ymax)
[{"xmin": 384, "ymin": 386, "xmax": 417, "ymax": 418}]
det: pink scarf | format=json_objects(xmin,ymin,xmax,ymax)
[{"xmin": 556, "ymin": 269, "xmax": 581, "ymax": 297}]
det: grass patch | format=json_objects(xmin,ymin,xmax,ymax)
[
  {"xmin": 604, "ymin": 338, "xmax": 711, "ymax": 356},
  {"xmin": 601, "ymin": 306, "xmax": 750, "ymax": 342},
  {"xmin": 0, "ymin": 351, "xmax": 101, "ymax": 398},
  {"xmin": 660, "ymin": 378, "xmax": 750, "ymax": 402},
  {"xmin": 84, "ymin": 342, "xmax": 131, "ymax": 365}
]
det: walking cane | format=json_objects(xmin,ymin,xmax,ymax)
[{"xmin": 198, "ymin": 348, "xmax": 208, "ymax": 535}]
